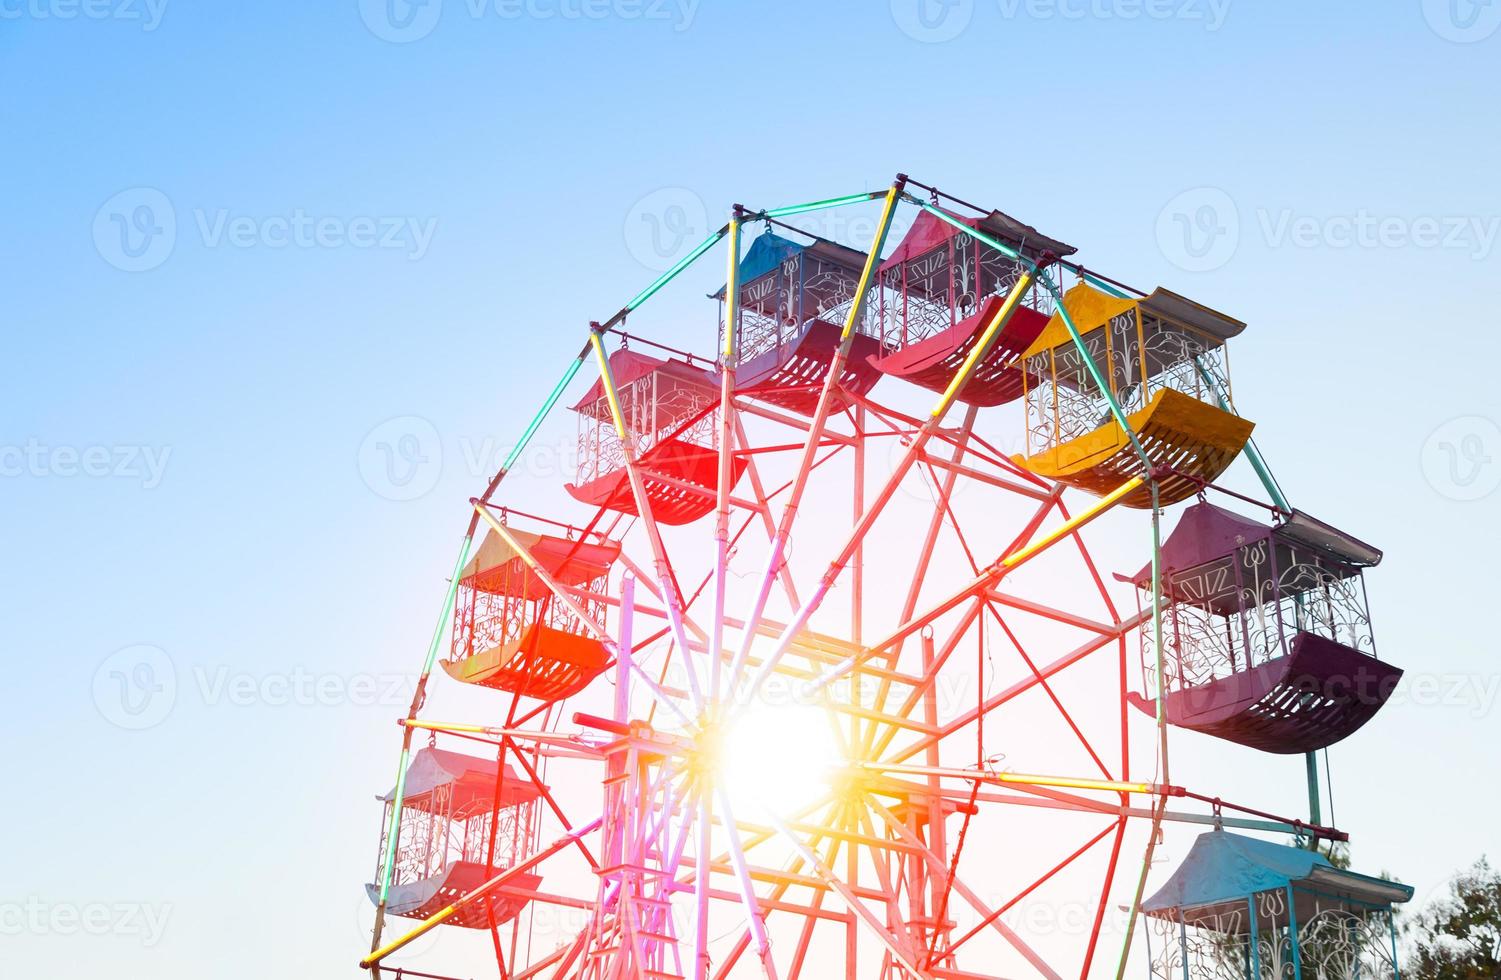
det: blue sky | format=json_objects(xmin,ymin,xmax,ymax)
[{"xmin": 4, "ymin": 1, "xmax": 1500, "ymax": 976}]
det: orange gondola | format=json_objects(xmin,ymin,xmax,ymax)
[{"xmin": 443, "ymin": 523, "xmax": 618, "ymax": 701}]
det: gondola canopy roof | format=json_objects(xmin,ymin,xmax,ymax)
[
  {"xmin": 1143, "ymin": 831, "xmax": 1411, "ymax": 931},
  {"xmin": 711, "ymin": 231, "xmax": 868, "ymax": 300},
  {"xmin": 879, "ymin": 206, "xmax": 1077, "ymax": 272}
]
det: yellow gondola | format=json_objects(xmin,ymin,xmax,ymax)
[{"xmin": 1013, "ymin": 282, "xmax": 1254, "ymax": 507}]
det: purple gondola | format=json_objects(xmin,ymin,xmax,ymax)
[{"xmin": 1124, "ymin": 502, "xmax": 1402, "ymax": 754}]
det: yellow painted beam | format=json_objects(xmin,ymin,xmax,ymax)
[
  {"xmin": 931, "ymin": 267, "xmax": 1037, "ymax": 417},
  {"xmin": 1000, "ymin": 476, "xmax": 1144, "ymax": 568}
]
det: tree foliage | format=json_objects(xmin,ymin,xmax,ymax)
[{"xmin": 1404, "ymin": 858, "xmax": 1501, "ymax": 979}]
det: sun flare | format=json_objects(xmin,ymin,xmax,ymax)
[{"xmin": 716, "ymin": 701, "xmax": 844, "ymax": 820}]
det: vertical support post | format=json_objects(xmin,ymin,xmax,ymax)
[
  {"xmin": 1287, "ymin": 885, "xmax": 1303, "ymax": 980},
  {"xmin": 1178, "ymin": 909, "xmax": 1190, "ymax": 980},
  {"xmin": 693, "ymin": 793, "xmax": 713, "ymax": 980},
  {"xmin": 1248, "ymin": 894, "xmax": 1263, "ymax": 979},
  {"xmin": 617, "ymin": 575, "xmax": 635, "ymax": 724},
  {"xmin": 1388, "ymin": 911, "xmax": 1401, "ymax": 980},
  {"xmin": 920, "ymin": 630, "xmax": 949, "ymax": 968},
  {"xmin": 1194, "ymin": 357, "xmax": 1323, "ymax": 847},
  {"xmin": 1114, "ymin": 483, "xmax": 1170, "ymax": 980},
  {"xmin": 852, "ymin": 403, "xmax": 865, "ymax": 653},
  {"xmin": 1151, "ymin": 485, "xmax": 1170, "ymax": 789},
  {"xmin": 1304, "ymin": 753, "xmax": 1323, "ymax": 845},
  {"xmin": 851, "ymin": 402, "xmax": 866, "ymax": 752},
  {"xmin": 711, "ymin": 209, "xmax": 743, "ymax": 705}
]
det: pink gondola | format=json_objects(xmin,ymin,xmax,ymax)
[
  {"xmin": 566, "ymin": 346, "xmax": 747, "ymax": 525},
  {"xmin": 868, "ymin": 207, "xmax": 1072, "ymax": 406}
]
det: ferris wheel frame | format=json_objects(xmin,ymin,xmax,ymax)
[{"xmin": 362, "ymin": 175, "xmax": 1347, "ymax": 980}]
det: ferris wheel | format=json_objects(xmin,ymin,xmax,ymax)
[{"xmin": 359, "ymin": 176, "xmax": 1408, "ymax": 980}]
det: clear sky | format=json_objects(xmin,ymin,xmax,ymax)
[{"xmin": 4, "ymin": 1, "xmax": 1499, "ymax": 977}]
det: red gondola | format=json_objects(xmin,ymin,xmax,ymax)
[
  {"xmin": 367, "ymin": 748, "xmax": 544, "ymax": 928},
  {"xmin": 715, "ymin": 230, "xmax": 881, "ymax": 416}
]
